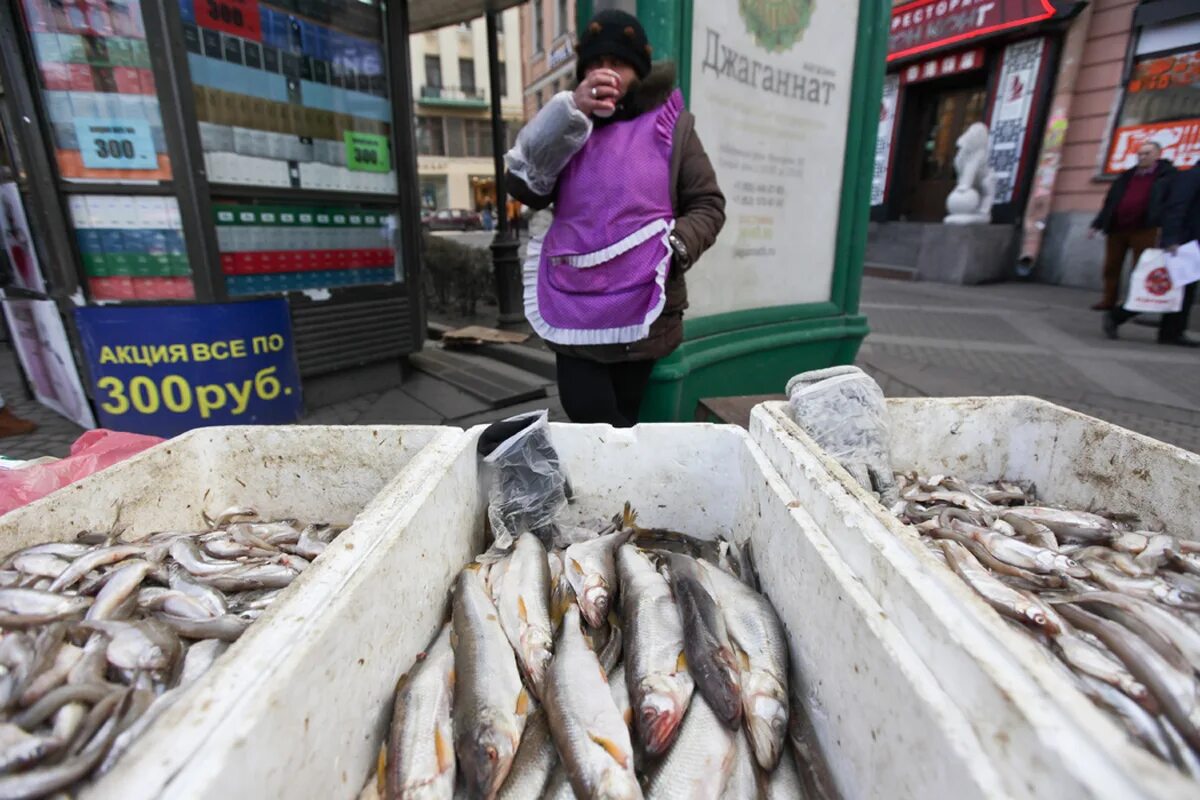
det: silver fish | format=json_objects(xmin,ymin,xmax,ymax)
[
  {"xmin": 1002, "ymin": 506, "xmax": 1114, "ymax": 544},
  {"xmin": 701, "ymin": 561, "xmax": 790, "ymax": 770},
  {"xmin": 154, "ymin": 612, "xmax": 248, "ymax": 642},
  {"xmin": 608, "ymin": 665, "xmax": 631, "ymax": 733},
  {"xmin": 1040, "ymin": 605, "xmax": 1152, "ymax": 710},
  {"xmin": 643, "ymin": 695, "xmax": 735, "ymax": 800},
  {"xmin": 494, "ymin": 534, "xmax": 553, "ymax": 698},
  {"xmin": 138, "ymin": 588, "xmax": 216, "ymax": 621},
  {"xmin": 11, "ymin": 554, "xmax": 71, "ymax": 580},
  {"xmin": 543, "ymin": 604, "xmax": 641, "ymax": 800},
  {"xmin": 451, "ymin": 567, "xmax": 529, "ymax": 800},
  {"xmin": 0, "ymin": 723, "xmax": 58, "ymax": 773},
  {"xmin": 1071, "ymin": 591, "xmax": 1200, "ymax": 671},
  {"xmin": 938, "ymin": 541, "xmax": 1059, "ymax": 634},
  {"xmin": 386, "ymin": 624, "xmax": 456, "ymax": 800},
  {"xmin": 48, "ymin": 545, "xmax": 148, "ymax": 592},
  {"xmin": 760, "ymin": 746, "xmax": 806, "ymax": 799},
  {"xmin": 168, "ymin": 565, "xmax": 228, "ymax": 617},
  {"xmin": 198, "ymin": 562, "xmax": 299, "ymax": 592},
  {"xmin": 1086, "ymin": 560, "xmax": 1198, "ymax": 608},
  {"xmin": 660, "ymin": 553, "xmax": 742, "ymax": 730},
  {"xmin": 949, "ymin": 519, "xmax": 1088, "ymax": 577},
  {"xmin": 82, "ymin": 619, "xmax": 183, "ymax": 673},
  {"xmin": 87, "ymin": 559, "xmax": 154, "ymax": 621},
  {"xmin": 563, "ymin": 531, "xmax": 629, "ymax": 629},
  {"xmin": 0, "ymin": 589, "xmax": 91, "ymax": 627},
  {"xmin": 17, "ymin": 643, "xmax": 82, "ymax": 708}
]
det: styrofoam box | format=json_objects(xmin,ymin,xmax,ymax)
[
  {"xmin": 0, "ymin": 425, "xmax": 463, "ymax": 799},
  {"xmin": 751, "ymin": 397, "xmax": 1200, "ymax": 799},
  {"xmin": 82, "ymin": 422, "xmax": 1050, "ymax": 799}
]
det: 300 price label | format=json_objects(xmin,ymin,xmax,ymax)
[
  {"xmin": 73, "ymin": 118, "xmax": 156, "ymax": 170},
  {"xmin": 196, "ymin": 0, "xmax": 261, "ymax": 39},
  {"xmin": 344, "ymin": 131, "xmax": 391, "ymax": 173}
]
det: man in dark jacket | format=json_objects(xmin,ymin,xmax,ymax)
[
  {"xmin": 1089, "ymin": 141, "xmax": 1176, "ymax": 310},
  {"xmin": 1104, "ymin": 166, "xmax": 1200, "ymax": 347}
]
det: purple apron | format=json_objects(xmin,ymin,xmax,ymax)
[{"xmin": 524, "ymin": 90, "xmax": 683, "ymax": 345}]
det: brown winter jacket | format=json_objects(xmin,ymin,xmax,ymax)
[{"xmin": 506, "ymin": 63, "xmax": 726, "ymax": 362}]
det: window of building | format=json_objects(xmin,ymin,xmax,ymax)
[
  {"xmin": 537, "ymin": 89, "xmax": 545, "ymax": 110},
  {"xmin": 532, "ymin": 2, "xmax": 544, "ymax": 54},
  {"xmin": 558, "ymin": 0, "xmax": 569, "ymax": 35},
  {"xmin": 499, "ymin": 65, "xmax": 508, "ymax": 98},
  {"xmin": 460, "ymin": 58, "xmax": 477, "ymax": 97},
  {"xmin": 1105, "ymin": 39, "xmax": 1200, "ymax": 174},
  {"xmin": 425, "ymin": 55, "xmax": 442, "ymax": 89},
  {"xmin": 466, "ymin": 119, "xmax": 493, "ymax": 158},
  {"xmin": 416, "ymin": 117, "xmax": 446, "ymax": 157}
]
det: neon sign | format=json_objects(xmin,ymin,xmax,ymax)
[{"xmin": 889, "ymin": 0, "xmax": 1056, "ymax": 62}]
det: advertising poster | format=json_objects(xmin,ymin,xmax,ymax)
[
  {"xmin": 74, "ymin": 300, "xmax": 303, "ymax": 437},
  {"xmin": 688, "ymin": 0, "xmax": 858, "ymax": 316},
  {"xmin": 1, "ymin": 182, "xmax": 95, "ymax": 427}
]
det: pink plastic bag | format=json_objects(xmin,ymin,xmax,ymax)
[{"xmin": 0, "ymin": 429, "xmax": 164, "ymax": 517}]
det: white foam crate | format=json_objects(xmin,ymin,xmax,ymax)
[{"xmin": 752, "ymin": 396, "xmax": 1200, "ymax": 798}]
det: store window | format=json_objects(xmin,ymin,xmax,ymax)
[
  {"xmin": 416, "ymin": 116, "xmax": 445, "ymax": 156},
  {"xmin": 460, "ymin": 59, "xmax": 477, "ymax": 97},
  {"xmin": 1106, "ymin": 22, "xmax": 1200, "ymax": 174},
  {"xmin": 532, "ymin": 2, "xmax": 544, "ymax": 54}
]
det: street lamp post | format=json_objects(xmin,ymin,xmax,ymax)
[{"xmin": 486, "ymin": 5, "xmax": 524, "ymax": 327}]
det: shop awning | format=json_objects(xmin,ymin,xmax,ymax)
[{"xmin": 409, "ymin": 0, "xmax": 527, "ymax": 34}]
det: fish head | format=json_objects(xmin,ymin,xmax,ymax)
[
  {"xmin": 1057, "ymin": 556, "xmax": 1091, "ymax": 579},
  {"xmin": 579, "ymin": 575, "xmax": 611, "ymax": 629},
  {"xmin": 742, "ymin": 674, "xmax": 788, "ymax": 771},
  {"xmin": 458, "ymin": 713, "xmax": 519, "ymax": 797},
  {"xmin": 634, "ymin": 674, "xmax": 692, "ymax": 756}
]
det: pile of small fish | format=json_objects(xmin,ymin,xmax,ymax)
[
  {"xmin": 0, "ymin": 507, "xmax": 343, "ymax": 798},
  {"xmin": 378, "ymin": 508, "xmax": 818, "ymax": 799},
  {"xmin": 894, "ymin": 473, "xmax": 1200, "ymax": 777}
]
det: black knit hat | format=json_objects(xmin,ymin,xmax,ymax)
[{"xmin": 575, "ymin": 10, "xmax": 652, "ymax": 82}]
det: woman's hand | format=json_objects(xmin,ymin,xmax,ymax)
[{"xmin": 573, "ymin": 69, "xmax": 621, "ymax": 117}]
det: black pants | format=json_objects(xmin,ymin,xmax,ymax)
[
  {"xmin": 1112, "ymin": 279, "xmax": 1198, "ymax": 341},
  {"xmin": 556, "ymin": 354, "xmax": 655, "ymax": 427}
]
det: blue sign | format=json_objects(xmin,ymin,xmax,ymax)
[
  {"xmin": 74, "ymin": 300, "xmax": 303, "ymax": 438},
  {"xmin": 73, "ymin": 118, "xmax": 157, "ymax": 170}
]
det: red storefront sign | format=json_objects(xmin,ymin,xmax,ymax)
[
  {"xmin": 889, "ymin": 0, "xmax": 1056, "ymax": 62},
  {"xmin": 899, "ymin": 48, "xmax": 985, "ymax": 84},
  {"xmin": 1107, "ymin": 120, "xmax": 1200, "ymax": 173}
]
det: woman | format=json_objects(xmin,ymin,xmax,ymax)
[{"xmin": 505, "ymin": 10, "xmax": 725, "ymax": 426}]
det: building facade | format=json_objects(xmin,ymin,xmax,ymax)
[
  {"xmin": 521, "ymin": 0, "xmax": 578, "ymax": 121},
  {"xmin": 869, "ymin": 0, "xmax": 1199, "ymax": 289},
  {"xmin": 410, "ymin": 11, "xmax": 524, "ymax": 213}
]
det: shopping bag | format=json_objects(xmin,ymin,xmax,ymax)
[
  {"xmin": 1166, "ymin": 240, "xmax": 1200, "ymax": 287},
  {"xmin": 1123, "ymin": 248, "xmax": 1183, "ymax": 314}
]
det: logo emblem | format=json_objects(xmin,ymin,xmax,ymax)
[
  {"xmin": 1146, "ymin": 266, "xmax": 1173, "ymax": 296},
  {"xmin": 739, "ymin": 0, "xmax": 815, "ymax": 53}
]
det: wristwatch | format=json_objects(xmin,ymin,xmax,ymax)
[{"xmin": 668, "ymin": 232, "xmax": 689, "ymax": 266}]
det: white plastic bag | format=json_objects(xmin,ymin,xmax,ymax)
[
  {"xmin": 1124, "ymin": 248, "xmax": 1183, "ymax": 314},
  {"xmin": 479, "ymin": 410, "xmax": 572, "ymax": 551},
  {"xmin": 504, "ymin": 91, "xmax": 592, "ymax": 196},
  {"xmin": 786, "ymin": 366, "xmax": 898, "ymax": 505}
]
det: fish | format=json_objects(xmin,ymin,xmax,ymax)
[
  {"xmin": 1068, "ymin": 591, "xmax": 1200, "ymax": 671},
  {"xmin": 1085, "ymin": 560, "xmax": 1199, "ymax": 609},
  {"xmin": 700, "ymin": 561, "xmax": 790, "ymax": 770},
  {"xmin": 493, "ymin": 534, "xmax": 553, "ymax": 698},
  {"xmin": 1076, "ymin": 674, "xmax": 1174, "ymax": 764},
  {"xmin": 1000, "ymin": 511, "xmax": 1060, "ymax": 551},
  {"xmin": 760, "ymin": 746, "xmax": 807, "ymax": 800},
  {"xmin": 543, "ymin": 604, "xmax": 641, "ymax": 800},
  {"xmin": 11, "ymin": 554, "xmax": 71, "ymax": 580},
  {"xmin": 608, "ymin": 665, "xmax": 632, "ymax": 732},
  {"xmin": 168, "ymin": 540, "xmax": 240, "ymax": 578},
  {"xmin": 660, "ymin": 553, "xmax": 742, "ymax": 730},
  {"xmin": 0, "ymin": 589, "xmax": 92, "ymax": 627},
  {"xmin": 450, "ymin": 567, "xmax": 529, "ymax": 800},
  {"xmin": 86, "ymin": 559, "xmax": 154, "ymax": 621},
  {"xmin": 1057, "ymin": 604, "xmax": 1200, "ymax": 753},
  {"xmin": 938, "ymin": 541, "xmax": 1059, "ymax": 634},
  {"xmin": 81, "ymin": 619, "xmax": 183, "ymax": 673},
  {"xmin": 1001, "ymin": 507, "xmax": 1114, "ymax": 544},
  {"xmin": 17, "ymin": 642, "xmax": 82, "ymax": 708},
  {"xmin": 643, "ymin": 695, "xmax": 736, "ymax": 800},
  {"xmin": 947, "ymin": 517, "xmax": 1088, "ymax": 577},
  {"xmin": 496, "ymin": 708, "xmax": 556, "ymax": 800},
  {"xmin": 48, "ymin": 545, "xmax": 149, "ymax": 593},
  {"xmin": 385, "ymin": 624, "xmax": 456, "ymax": 800},
  {"xmin": 563, "ymin": 530, "xmax": 630, "ymax": 629},
  {"xmin": 1039, "ymin": 605, "xmax": 1154, "ymax": 711},
  {"xmin": 0, "ymin": 723, "xmax": 59, "ymax": 773}
]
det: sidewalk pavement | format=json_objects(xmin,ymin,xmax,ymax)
[
  {"xmin": 855, "ymin": 277, "xmax": 1200, "ymax": 454},
  {"xmin": 0, "ymin": 276, "xmax": 1194, "ymax": 461}
]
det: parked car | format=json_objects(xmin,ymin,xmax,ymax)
[{"xmin": 423, "ymin": 208, "xmax": 483, "ymax": 231}]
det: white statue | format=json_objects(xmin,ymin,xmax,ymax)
[{"xmin": 944, "ymin": 122, "xmax": 996, "ymax": 225}]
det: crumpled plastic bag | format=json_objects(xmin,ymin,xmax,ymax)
[
  {"xmin": 504, "ymin": 91, "xmax": 592, "ymax": 196},
  {"xmin": 0, "ymin": 428, "xmax": 164, "ymax": 517},
  {"xmin": 785, "ymin": 366, "xmax": 898, "ymax": 505},
  {"xmin": 478, "ymin": 410, "xmax": 572, "ymax": 551}
]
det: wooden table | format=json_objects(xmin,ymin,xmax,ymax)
[{"xmin": 694, "ymin": 394, "xmax": 787, "ymax": 430}]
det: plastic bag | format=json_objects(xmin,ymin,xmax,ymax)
[
  {"xmin": 479, "ymin": 410, "xmax": 572, "ymax": 551},
  {"xmin": 785, "ymin": 366, "xmax": 898, "ymax": 505},
  {"xmin": 504, "ymin": 91, "xmax": 592, "ymax": 197},
  {"xmin": 1124, "ymin": 248, "xmax": 1183, "ymax": 314},
  {"xmin": 0, "ymin": 428, "xmax": 164, "ymax": 517}
]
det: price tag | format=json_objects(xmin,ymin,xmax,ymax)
[
  {"xmin": 73, "ymin": 118, "xmax": 157, "ymax": 170},
  {"xmin": 195, "ymin": 0, "xmax": 261, "ymax": 40},
  {"xmin": 344, "ymin": 132, "xmax": 391, "ymax": 173}
]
